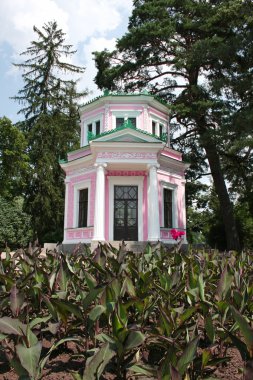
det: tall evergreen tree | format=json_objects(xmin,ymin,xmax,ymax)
[
  {"xmin": 94, "ymin": 0, "xmax": 253, "ymax": 250},
  {"xmin": 13, "ymin": 21, "xmax": 87, "ymax": 243},
  {"xmin": 13, "ymin": 21, "xmax": 86, "ymax": 129}
]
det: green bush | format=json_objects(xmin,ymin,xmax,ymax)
[{"xmin": 0, "ymin": 196, "xmax": 32, "ymax": 249}]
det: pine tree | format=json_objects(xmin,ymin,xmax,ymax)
[
  {"xmin": 13, "ymin": 21, "xmax": 87, "ymax": 243},
  {"xmin": 93, "ymin": 0, "xmax": 253, "ymax": 250}
]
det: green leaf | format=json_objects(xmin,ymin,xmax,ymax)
[
  {"xmin": 84, "ymin": 271, "xmax": 97, "ymax": 289},
  {"xmin": 96, "ymin": 333, "xmax": 116, "ymax": 344},
  {"xmin": 225, "ymin": 328, "xmax": 249, "ymax": 361},
  {"xmin": 128, "ymin": 363, "xmax": 156, "ymax": 376},
  {"xmin": 198, "ymin": 273, "xmax": 205, "ymax": 301},
  {"xmin": 42, "ymin": 296, "xmax": 58, "ymax": 320},
  {"xmin": 16, "ymin": 342, "xmax": 42, "ymax": 378},
  {"xmin": 230, "ymin": 306, "xmax": 253, "ymax": 355},
  {"xmin": 51, "ymin": 299, "xmax": 83, "ymax": 320},
  {"xmin": 124, "ymin": 331, "xmax": 146, "ymax": 351},
  {"xmin": 0, "ymin": 273, "xmax": 15, "ymax": 289},
  {"xmin": 10, "ymin": 284, "xmax": 24, "ymax": 316},
  {"xmin": 0, "ymin": 317, "xmax": 26, "ymax": 335},
  {"xmin": 202, "ymin": 349, "xmax": 211, "ymax": 368},
  {"xmin": 38, "ymin": 337, "xmax": 80, "ymax": 376},
  {"xmin": 58, "ymin": 260, "xmax": 69, "ymax": 291},
  {"xmin": 29, "ymin": 315, "xmax": 51, "ymax": 329},
  {"xmin": 82, "ymin": 342, "xmax": 115, "ymax": 380},
  {"xmin": 9, "ymin": 358, "xmax": 29, "ymax": 377},
  {"xmin": 180, "ymin": 307, "xmax": 196, "ymax": 324},
  {"xmin": 82, "ymin": 286, "xmax": 104, "ymax": 311},
  {"xmin": 177, "ymin": 336, "xmax": 199, "ymax": 375},
  {"xmin": 88, "ymin": 305, "xmax": 106, "ymax": 323},
  {"xmin": 121, "ymin": 276, "xmax": 136, "ymax": 297},
  {"xmin": 205, "ymin": 315, "xmax": 215, "ymax": 343},
  {"xmin": 70, "ymin": 372, "xmax": 82, "ymax": 380},
  {"xmin": 48, "ymin": 269, "xmax": 57, "ymax": 291},
  {"xmin": 216, "ymin": 266, "xmax": 233, "ymax": 301}
]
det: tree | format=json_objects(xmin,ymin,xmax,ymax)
[
  {"xmin": 93, "ymin": 0, "xmax": 253, "ymax": 250},
  {"xmin": 0, "ymin": 117, "xmax": 29, "ymax": 199},
  {"xmin": 0, "ymin": 196, "xmax": 32, "ymax": 249},
  {"xmin": 12, "ymin": 21, "xmax": 86, "ymax": 130},
  {"xmin": 13, "ymin": 21, "xmax": 87, "ymax": 243}
]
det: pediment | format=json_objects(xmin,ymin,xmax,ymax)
[{"xmin": 90, "ymin": 127, "xmax": 162, "ymax": 144}]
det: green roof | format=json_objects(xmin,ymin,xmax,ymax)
[{"xmin": 79, "ymin": 90, "xmax": 169, "ymax": 109}]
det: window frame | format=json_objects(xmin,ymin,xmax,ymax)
[
  {"xmin": 150, "ymin": 114, "xmax": 168, "ymax": 137},
  {"xmin": 78, "ymin": 188, "xmax": 88, "ymax": 228},
  {"xmin": 82, "ymin": 115, "xmax": 102, "ymax": 145},
  {"xmin": 112, "ymin": 111, "xmax": 141, "ymax": 130},
  {"xmin": 161, "ymin": 182, "xmax": 178, "ymax": 229},
  {"xmin": 73, "ymin": 180, "xmax": 91, "ymax": 228}
]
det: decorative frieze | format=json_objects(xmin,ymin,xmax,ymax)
[
  {"xmin": 97, "ymin": 152, "xmax": 157, "ymax": 160},
  {"xmin": 106, "ymin": 170, "xmax": 146, "ymax": 176}
]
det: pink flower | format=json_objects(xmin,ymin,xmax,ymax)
[{"xmin": 170, "ymin": 229, "xmax": 185, "ymax": 241}]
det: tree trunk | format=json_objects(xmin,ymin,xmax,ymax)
[{"xmin": 199, "ymin": 130, "xmax": 240, "ymax": 251}]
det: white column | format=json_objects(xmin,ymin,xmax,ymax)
[
  {"xmin": 148, "ymin": 164, "xmax": 160, "ymax": 241},
  {"xmin": 63, "ymin": 178, "xmax": 70, "ymax": 243},
  {"xmin": 93, "ymin": 163, "xmax": 107, "ymax": 241}
]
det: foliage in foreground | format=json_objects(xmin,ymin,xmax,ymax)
[{"xmin": 0, "ymin": 243, "xmax": 253, "ymax": 379}]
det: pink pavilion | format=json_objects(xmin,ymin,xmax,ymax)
[{"xmin": 60, "ymin": 92, "xmax": 188, "ymax": 250}]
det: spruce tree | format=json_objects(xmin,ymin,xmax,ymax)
[
  {"xmin": 13, "ymin": 21, "xmax": 87, "ymax": 243},
  {"xmin": 93, "ymin": 0, "xmax": 253, "ymax": 250}
]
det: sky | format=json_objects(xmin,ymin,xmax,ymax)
[{"xmin": 0, "ymin": 0, "xmax": 133, "ymax": 123}]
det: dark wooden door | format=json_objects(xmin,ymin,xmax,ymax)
[{"xmin": 114, "ymin": 186, "xmax": 138, "ymax": 241}]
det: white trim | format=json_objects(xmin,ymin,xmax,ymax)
[
  {"xmin": 82, "ymin": 114, "xmax": 103, "ymax": 146},
  {"xmin": 63, "ymin": 181, "xmax": 70, "ymax": 242},
  {"xmin": 62, "ymin": 239, "xmax": 91, "ymax": 244},
  {"xmin": 108, "ymin": 176, "xmax": 144, "ymax": 241},
  {"xmin": 65, "ymin": 167, "xmax": 96, "ymax": 181},
  {"xmin": 112, "ymin": 110, "xmax": 141, "ymax": 129},
  {"xmin": 160, "ymin": 181, "xmax": 178, "ymax": 229},
  {"xmin": 150, "ymin": 114, "xmax": 167, "ymax": 137},
  {"xmin": 73, "ymin": 180, "xmax": 91, "ymax": 228}
]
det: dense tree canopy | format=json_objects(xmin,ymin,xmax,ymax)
[
  {"xmin": 0, "ymin": 196, "xmax": 32, "ymax": 248},
  {"xmin": 0, "ymin": 117, "xmax": 29, "ymax": 199},
  {"xmin": 94, "ymin": 0, "xmax": 253, "ymax": 250}
]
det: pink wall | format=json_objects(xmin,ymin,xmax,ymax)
[
  {"xmin": 66, "ymin": 171, "xmax": 96, "ymax": 229},
  {"xmin": 157, "ymin": 171, "xmax": 186, "ymax": 230}
]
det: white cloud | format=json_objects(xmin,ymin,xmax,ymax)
[
  {"xmin": 0, "ymin": 0, "xmax": 132, "ymax": 53},
  {"xmin": 0, "ymin": 0, "xmax": 132, "ymax": 117},
  {"xmin": 78, "ymin": 37, "xmax": 117, "ymax": 98},
  {"xmin": 0, "ymin": 0, "xmax": 68, "ymax": 52}
]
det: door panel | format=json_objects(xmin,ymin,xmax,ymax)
[{"xmin": 114, "ymin": 186, "xmax": 138, "ymax": 241}]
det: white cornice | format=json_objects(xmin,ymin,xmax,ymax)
[{"xmin": 79, "ymin": 95, "xmax": 170, "ymax": 115}]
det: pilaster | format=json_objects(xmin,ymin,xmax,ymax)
[
  {"xmin": 93, "ymin": 163, "xmax": 107, "ymax": 241},
  {"xmin": 147, "ymin": 164, "xmax": 160, "ymax": 241}
]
